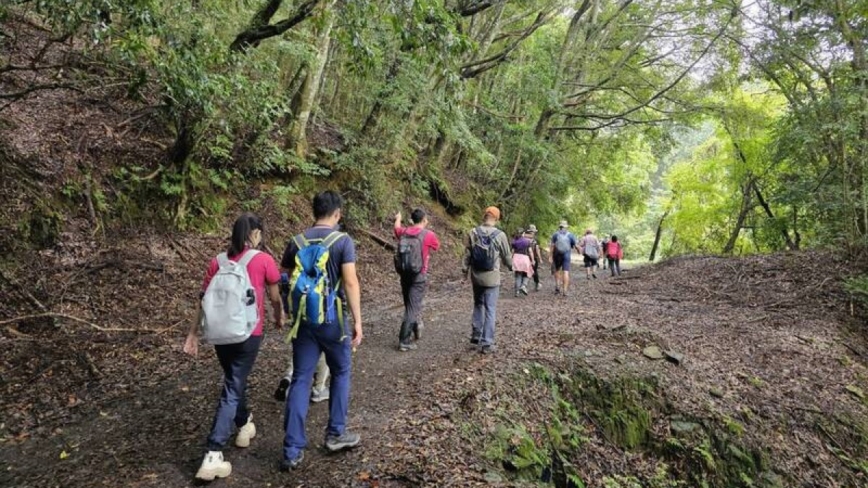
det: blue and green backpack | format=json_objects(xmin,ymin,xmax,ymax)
[{"xmin": 286, "ymin": 231, "xmax": 347, "ymax": 341}]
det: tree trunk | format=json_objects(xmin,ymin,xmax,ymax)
[
  {"xmin": 288, "ymin": 0, "xmax": 337, "ymax": 157},
  {"xmin": 723, "ymin": 181, "xmax": 754, "ymax": 254},
  {"xmin": 360, "ymin": 57, "xmax": 402, "ymax": 138},
  {"xmin": 751, "ymin": 180, "xmax": 797, "ymax": 251},
  {"xmin": 649, "ymin": 211, "xmax": 668, "ymax": 262}
]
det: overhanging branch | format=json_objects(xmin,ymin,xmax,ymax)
[{"xmin": 230, "ymin": 0, "xmax": 320, "ymax": 52}]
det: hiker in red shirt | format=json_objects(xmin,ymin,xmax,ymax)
[
  {"xmin": 606, "ymin": 235, "xmax": 624, "ymax": 276},
  {"xmin": 184, "ymin": 213, "xmax": 282, "ymax": 481},
  {"xmin": 393, "ymin": 209, "xmax": 441, "ymax": 351}
]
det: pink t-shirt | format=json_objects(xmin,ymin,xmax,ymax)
[
  {"xmin": 202, "ymin": 248, "xmax": 280, "ymax": 336},
  {"xmin": 394, "ymin": 226, "xmax": 441, "ymax": 274}
]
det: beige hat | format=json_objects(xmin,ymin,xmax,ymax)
[
  {"xmin": 559, "ymin": 220, "xmax": 568, "ymax": 228},
  {"xmin": 527, "ymin": 224, "xmax": 538, "ymax": 233}
]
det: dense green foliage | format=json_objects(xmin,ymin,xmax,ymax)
[{"xmin": 3, "ymin": 0, "xmax": 868, "ymax": 256}]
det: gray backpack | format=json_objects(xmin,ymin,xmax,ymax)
[
  {"xmin": 394, "ymin": 229, "xmax": 428, "ymax": 276},
  {"xmin": 583, "ymin": 236, "xmax": 600, "ymax": 259},
  {"xmin": 201, "ymin": 250, "xmax": 260, "ymax": 345},
  {"xmin": 554, "ymin": 231, "xmax": 572, "ymax": 254}
]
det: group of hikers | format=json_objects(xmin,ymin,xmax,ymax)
[
  {"xmin": 509, "ymin": 220, "xmax": 624, "ymax": 298},
  {"xmin": 182, "ymin": 193, "xmax": 624, "ymax": 480}
]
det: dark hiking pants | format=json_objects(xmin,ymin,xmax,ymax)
[
  {"xmin": 399, "ymin": 273, "xmax": 427, "ymax": 345},
  {"xmin": 608, "ymin": 258, "xmax": 621, "ymax": 276},
  {"xmin": 471, "ymin": 284, "xmax": 499, "ymax": 347},
  {"xmin": 283, "ymin": 318, "xmax": 351, "ymax": 461},
  {"xmin": 207, "ymin": 334, "xmax": 262, "ymax": 451}
]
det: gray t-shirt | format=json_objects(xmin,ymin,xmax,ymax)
[{"xmin": 579, "ymin": 234, "xmax": 601, "ymax": 258}]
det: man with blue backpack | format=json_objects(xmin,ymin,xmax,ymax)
[
  {"xmin": 279, "ymin": 191, "xmax": 363, "ymax": 471},
  {"xmin": 393, "ymin": 209, "xmax": 440, "ymax": 352},
  {"xmin": 463, "ymin": 206, "xmax": 512, "ymax": 354},
  {"xmin": 549, "ymin": 221, "xmax": 579, "ymax": 296}
]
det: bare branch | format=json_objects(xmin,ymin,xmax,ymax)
[
  {"xmin": 230, "ymin": 0, "xmax": 321, "ymax": 52},
  {"xmin": 558, "ymin": 10, "xmax": 735, "ymax": 125},
  {"xmin": 456, "ymin": 0, "xmax": 497, "ymax": 17},
  {"xmin": 0, "ymin": 82, "xmax": 80, "ymax": 99},
  {"xmin": 549, "ymin": 117, "xmax": 671, "ymax": 131},
  {"xmin": 460, "ymin": 10, "xmax": 553, "ymax": 79}
]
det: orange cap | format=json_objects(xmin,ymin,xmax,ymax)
[{"xmin": 484, "ymin": 206, "xmax": 501, "ymax": 220}]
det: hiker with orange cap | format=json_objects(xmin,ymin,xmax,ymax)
[{"xmin": 462, "ymin": 206, "xmax": 512, "ymax": 354}]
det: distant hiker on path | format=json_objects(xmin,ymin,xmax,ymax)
[
  {"xmin": 511, "ymin": 229, "xmax": 535, "ymax": 297},
  {"xmin": 601, "ymin": 235, "xmax": 610, "ymax": 270},
  {"xmin": 549, "ymin": 221, "xmax": 578, "ymax": 296},
  {"xmin": 393, "ymin": 209, "xmax": 441, "ymax": 352},
  {"xmin": 606, "ymin": 235, "xmax": 624, "ymax": 277},
  {"xmin": 184, "ymin": 213, "xmax": 282, "ymax": 482},
  {"xmin": 463, "ymin": 206, "xmax": 512, "ymax": 354},
  {"xmin": 279, "ymin": 191, "xmax": 363, "ymax": 471},
  {"xmin": 525, "ymin": 225, "xmax": 543, "ymax": 291},
  {"xmin": 579, "ymin": 229, "xmax": 603, "ymax": 280}
]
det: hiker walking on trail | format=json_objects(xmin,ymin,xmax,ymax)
[
  {"xmin": 579, "ymin": 229, "xmax": 602, "ymax": 280},
  {"xmin": 279, "ymin": 191, "xmax": 363, "ymax": 471},
  {"xmin": 525, "ymin": 225, "xmax": 543, "ymax": 291},
  {"xmin": 549, "ymin": 221, "xmax": 578, "ymax": 295},
  {"xmin": 463, "ymin": 206, "xmax": 512, "ymax": 354},
  {"xmin": 601, "ymin": 235, "xmax": 610, "ymax": 270},
  {"xmin": 274, "ymin": 273, "xmax": 331, "ymax": 404},
  {"xmin": 393, "ymin": 209, "xmax": 441, "ymax": 352},
  {"xmin": 606, "ymin": 235, "xmax": 624, "ymax": 277},
  {"xmin": 511, "ymin": 230, "xmax": 535, "ymax": 297},
  {"xmin": 184, "ymin": 213, "xmax": 282, "ymax": 482}
]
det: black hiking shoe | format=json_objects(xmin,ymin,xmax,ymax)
[
  {"xmin": 480, "ymin": 345, "xmax": 496, "ymax": 355},
  {"xmin": 325, "ymin": 432, "xmax": 361, "ymax": 452},
  {"xmin": 280, "ymin": 451, "xmax": 304, "ymax": 471},
  {"xmin": 592, "ymin": 273, "xmax": 597, "ymax": 279},
  {"xmin": 274, "ymin": 378, "xmax": 290, "ymax": 402},
  {"xmin": 413, "ymin": 321, "xmax": 422, "ymax": 341},
  {"xmin": 470, "ymin": 337, "xmax": 480, "ymax": 345}
]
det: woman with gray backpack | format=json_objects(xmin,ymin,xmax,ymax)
[{"xmin": 183, "ymin": 213, "xmax": 283, "ymax": 481}]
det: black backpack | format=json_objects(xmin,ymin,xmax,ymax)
[
  {"xmin": 394, "ymin": 229, "xmax": 428, "ymax": 276},
  {"xmin": 469, "ymin": 227, "xmax": 501, "ymax": 272}
]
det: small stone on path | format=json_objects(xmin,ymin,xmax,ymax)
[
  {"xmin": 665, "ymin": 351, "xmax": 684, "ymax": 365},
  {"xmin": 670, "ymin": 420, "xmax": 700, "ymax": 434},
  {"xmin": 643, "ymin": 345, "xmax": 664, "ymax": 360}
]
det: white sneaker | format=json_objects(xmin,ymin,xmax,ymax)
[
  {"xmin": 195, "ymin": 451, "xmax": 231, "ymax": 481},
  {"xmin": 235, "ymin": 414, "xmax": 256, "ymax": 448},
  {"xmin": 311, "ymin": 387, "xmax": 330, "ymax": 403}
]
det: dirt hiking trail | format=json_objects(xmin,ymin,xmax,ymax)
[{"xmin": 2, "ymin": 242, "xmax": 867, "ymax": 487}]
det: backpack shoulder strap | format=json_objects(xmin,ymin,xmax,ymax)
[
  {"xmin": 237, "ymin": 249, "xmax": 260, "ymax": 268},
  {"xmin": 322, "ymin": 231, "xmax": 346, "ymax": 249},
  {"xmin": 292, "ymin": 234, "xmax": 308, "ymax": 250},
  {"xmin": 216, "ymin": 252, "xmax": 230, "ymax": 267}
]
